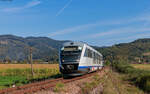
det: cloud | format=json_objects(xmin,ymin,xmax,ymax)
[
  {"xmin": 49, "ymin": 23, "xmax": 99, "ymax": 37},
  {"xmin": 2, "ymin": 0, "xmax": 41, "ymax": 12},
  {"xmin": 84, "ymin": 27, "xmax": 150, "ymax": 39},
  {"xmin": 50, "ymin": 8, "xmax": 150, "ymax": 43},
  {"xmin": 25, "ymin": 0, "xmax": 41, "ymax": 8},
  {"xmin": 56, "ymin": 0, "xmax": 73, "ymax": 16},
  {"xmin": 49, "ymin": 21, "xmax": 127, "ymax": 37},
  {"xmin": 50, "ymin": 14, "xmax": 150, "ymax": 37},
  {"xmin": 79, "ymin": 15, "xmax": 150, "ymax": 40},
  {"xmin": 90, "ymin": 26, "xmax": 150, "ymax": 46}
]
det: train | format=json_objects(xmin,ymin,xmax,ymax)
[{"xmin": 59, "ymin": 41, "xmax": 103, "ymax": 76}]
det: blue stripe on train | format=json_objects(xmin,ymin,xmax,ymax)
[{"xmin": 78, "ymin": 66, "xmax": 102, "ymax": 69}]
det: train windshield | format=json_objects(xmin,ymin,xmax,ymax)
[{"xmin": 60, "ymin": 46, "xmax": 82, "ymax": 63}]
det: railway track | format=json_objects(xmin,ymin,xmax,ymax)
[{"xmin": 0, "ymin": 67, "xmax": 105, "ymax": 94}]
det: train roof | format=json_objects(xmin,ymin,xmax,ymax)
[{"xmin": 62, "ymin": 41, "xmax": 85, "ymax": 47}]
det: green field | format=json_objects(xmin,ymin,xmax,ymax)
[
  {"xmin": 0, "ymin": 64, "xmax": 60, "ymax": 89},
  {"xmin": 131, "ymin": 64, "xmax": 150, "ymax": 70}
]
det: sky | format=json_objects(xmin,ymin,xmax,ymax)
[{"xmin": 0, "ymin": 0, "xmax": 150, "ymax": 46}]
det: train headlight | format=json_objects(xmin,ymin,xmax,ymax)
[
  {"xmin": 61, "ymin": 47, "xmax": 64, "ymax": 50},
  {"xmin": 62, "ymin": 60, "xmax": 64, "ymax": 62},
  {"xmin": 78, "ymin": 47, "xmax": 82, "ymax": 50}
]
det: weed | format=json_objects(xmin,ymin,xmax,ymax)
[
  {"xmin": 93, "ymin": 74, "xmax": 100, "ymax": 81},
  {"xmin": 81, "ymin": 77, "xmax": 100, "ymax": 94},
  {"xmin": 53, "ymin": 82, "xmax": 64, "ymax": 92}
]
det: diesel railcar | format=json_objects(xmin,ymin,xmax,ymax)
[{"xmin": 59, "ymin": 42, "xmax": 103, "ymax": 76}]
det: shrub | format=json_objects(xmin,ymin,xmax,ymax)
[
  {"xmin": 104, "ymin": 60, "xmax": 111, "ymax": 66},
  {"xmin": 113, "ymin": 60, "xmax": 150, "ymax": 92},
  {"xmin": 135, "ymin": 75, "xmax": 150, "ymax": 92}
]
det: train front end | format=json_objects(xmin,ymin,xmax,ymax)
[{"xmin": 59, "ymin": 42, "xmax": 84, "ymax": 76}]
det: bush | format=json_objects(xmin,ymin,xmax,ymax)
[
  {"xmin": 113, "ymin": 60, "xmax": 150, "ymax": 92},
  {"xmin": 104, "ymin": 60, "xmax": 111, "ymax": 66},
  {"xmin": 135, "ymin": 75, "xmax": 150, "ymax": 92}
]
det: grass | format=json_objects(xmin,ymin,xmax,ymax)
[
  {"xmin": 113, "ymin": 61, "xmax": 150, "ymax": 93},
  {"xmin": 80, "ymin": 68, "xmax": 144, "ymax": 94},
  {"xmin": 53, "ymin": 82, "xmax": 65, "ymax": 92},
  {"xmin": 102, "ymin": 69, "xmax": 144, "ymax": 94},
  {"xmin": 80, "ymin": 74, "xmax": 101, "ymax": 94},
  {"xmin": 0, "ymin": 64, "xmax": 61, "ymax": 90},
  {"xmin": 0, "ymin": 64, "xmax": 58, "ymax": 70},
  {"xmin": 0, "ymin": 76, "xmax": 28, "ymax": 86},
  {"xmin": 131, "ymin": 64, "xmax": 150, "ymax": 70}
]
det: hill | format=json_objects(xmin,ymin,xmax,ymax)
[
  {"xmin": 96, "ymin": 38, "xmax": 150, "ymax": 63},
  {"xmin": 0, "ymin": 34, "xmax": 150, "ymax": 63},
  {"xmin": 0, "ymin": 35, "xmax": 68, "ymax": 62}
]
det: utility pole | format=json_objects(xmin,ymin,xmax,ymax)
[{"xmin": 29, "ymin": 47, "xmax": 34, "ymax": 78}]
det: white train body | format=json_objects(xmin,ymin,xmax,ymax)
[{"xmin": 59, "ymin": 42, "xmax": 103, "ymax": 76}]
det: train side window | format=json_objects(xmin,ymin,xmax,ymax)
[
  {"xmin": 97, "ymin": 54, "xmax": 98, "ymax": 64},
  {"xmin": 92, "ymin": 51, "xmax": 94, "ymax": 58},
  {"xmin": 89, "ymin": 49, "xmax": 92, "ymax": 58},
  {"xmin": 100, "ymin": 56, "xmax": 103, "ymax": 64},
  {"xmin": 95, "ymin": 53, "xmax": 97, "ymax": 63},
  {"xmin": 95, "ymin": 53, "xmax": 97, "ymax": 59},
  {"xmin": 90, "ymin": 50, "xmax": 93, "ymax": 58},
  {"xmin": 88, "ymin": 49, "xmax": 90, "ymax": 57},
  {"xmin": 98, "ymin": 55, "xmax": 100, "ymax": 64},
  {"xmin": 84, "ymin": 48, "xmax": 94, "ymax": 58},
  {"xmin": 96, "ymin": 54, "xmax": 99, "ymax": 64},
  {"xmin": 84, "ymin": 48, "xmax": 88, "ymax": 57},
  {"xmin": 97, "ymin": 55, "xmax": 98, "ymax": 64},
  {"xmin": 86, "ymin": 49, "xmax": 91, "ymax": 58},
  {"xmin": 93, "ymin": 52, "xmax": 96, "ymax": 64},
  {"xmin": 89, "ymin": 50, "xmax": 92, "ymax": 58},
  {"xmin": 94, "ymin": 53, "xmax": 96, "ymax": 61}
]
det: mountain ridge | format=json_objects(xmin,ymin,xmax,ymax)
[
  {"xmin": 0, "ymin": 35, "xmax": 68, "ymax": 62},
  {"xmin": 97, "ymin": 38, "xmax": 150, "ymax": 63},
  {"xmin": 0, "ymin": 34, "xmax": 150, "ymax": 63}
]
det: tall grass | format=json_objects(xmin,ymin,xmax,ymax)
[
  {"xmin": 131, "ymin": 64, "xmax": 150, "ymax": 70},
  {"xmin": 0, "ymin": 66, "xmax": 61, "ymax": 89},
  {"xmin": 0, "ymin": 64, "xmax": 58, "ymax": 70},
  {"xmin": 113, "ymin": 60, "xmax": 150, "ymax": 92},
  {"xmin": 0, "ymin": 68, "xmax": 60, "ymax": 78}
]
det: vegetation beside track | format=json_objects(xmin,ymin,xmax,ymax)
[
  {"xmin": 58, "ymin": 67, "xmax": 144, "ymax": 94},
  {"xmin": 113, "ymin": 60, "xmax": 150, "ymax": 93},
  {"xmin": 53, "ymin": 82, "xmax": 65, "ymax": 92},
  {"xmin": 131, "ymin": 64, "xmax": 150, "ymax": 71},
  {"xmin": 98, "ymin": 69, "xmax": 144, "ymax": 94},
  {"xmin": 0, "ymin": 64, "xmax": 61, "ymax": 89}
]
